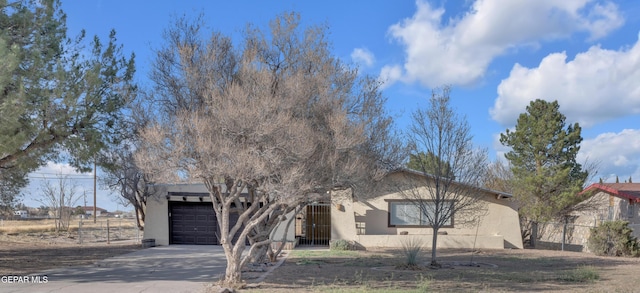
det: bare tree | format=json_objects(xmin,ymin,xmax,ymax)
[
  {"xmin": 401, "ymin": 86, "xmax": 488, "ymax": 266},
  {"xmin": 100, "ymin": 96, "xmax": 159, "ymax": 231},
  {"xmin": 136, "ymin": 13, "xmax": 403, "ymax": 287},
  {"xmin": 483, "ymin": 160, "xmax": 514, "ymax": 194},
  {"xmin": 101, "ymin": 147, "xmax": 155, "ymax": 230},
  {"xmin": 37, "ymin": 175, "xmax": 80, "ymax": 233}
]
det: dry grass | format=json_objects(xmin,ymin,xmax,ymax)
[
  {"xmin": 248, "ymin": 248, "xmax": 640, "ymax": 293},
  {"xmin": 0, "ymin": 218, "xmax": 137, "ymax": 234}
]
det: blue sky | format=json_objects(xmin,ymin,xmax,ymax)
[{"xmin": 21, "ymin": 0, "xmax": 640, "ymax": 211}]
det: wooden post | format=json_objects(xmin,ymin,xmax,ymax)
[
  {"xmin": 562, "ymin": 217, "xmax": 567, "ymax": 251},
  {"xmin": 107, "ymin": 219, "xmax": 110, "ymax": 244},
  {"xmin": 79, "ymin": 219, "xmax": 83, "ymax": 244},
  {"xmin": 93, "ymin": 161, "xmax": 97, "ymax": 224}
]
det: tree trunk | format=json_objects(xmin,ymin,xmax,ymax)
[
  {"xmin": 219, "ymin": 235, "xmax": 246, "ymax": 287},
  {"xmin": 431, "ymin": 227, "xmax": 439, "ymax": 266},
  {"xmin": 223, "ymin": 255, "xmax": 243, "ymax": 287},
  {"xmin": 530, "ymin": 221, "xmax": 538, "ymax": 248}
]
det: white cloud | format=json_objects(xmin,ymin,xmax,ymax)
[
  {"xmin": 383, "ymin": 0, "xmax": 623, "ymax": 88},
  {"xmin": 578, "ymin": 129, "xmax": 640, "ymax": 182},
  {"xmin": 351, "ymin": 48, "xmax": 375, "ymax": 67},
  {"xmin": 490, "ymin": 35, "xmax": 640, "ymax": 127},
  {"xmin": 36, "ymin": 162, "xmax": 88, "ymax": 177},
  {"xmin": 379, "ymin": 65, "xmax": 403, "ymax": 89},
  {"xmin": 492, "ymin": 129, "xmax": 640, "ymax": 184}
]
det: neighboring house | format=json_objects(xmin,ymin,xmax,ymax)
[
  {"xmin": 14, "ymin": 210, "xmax": 28, "ymax": 218},
  {"xmin": 81, "ymin": 206, "xmax": 108, "ymax": 217},
  {"xmin": 145, "ymin": 169, "xmax": 523, "ymax": 249},
  {"xmin": 538, "ymin": 183, "xmax": 640, "ymax": 252}
]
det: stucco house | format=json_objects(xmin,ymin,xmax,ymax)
[
  {"xmin": 144, "ymin": 169, "xmax": 523, "ymax": 249},
  {"xmin": 539, "ymin": 183, "xmax": 640, "ymax": 252},
  {"xmin": 331, "ymin": 169, "xmax": 523, "ymax": 249}
]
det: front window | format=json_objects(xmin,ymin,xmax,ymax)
[{"xmin": 388, "ymin": 200, "xmax": 453, "ymax": 227}]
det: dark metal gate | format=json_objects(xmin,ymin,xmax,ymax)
[{"xmin": 295, "ymin": 204, "xmax": 331, "ymax": 246}]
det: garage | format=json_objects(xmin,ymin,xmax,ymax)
[
  {"xmin": 170, "ymin": 202, "xmax": 218, "ymax": 245},
  {"xmin": 169, "ymin": 201, "xmax": 248, "ymax": 245}
]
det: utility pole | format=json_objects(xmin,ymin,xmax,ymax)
[{"xmin": 93, "ymin": 161, "xmax": 97, "ymax": 223}]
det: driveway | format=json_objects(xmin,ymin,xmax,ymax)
[{"xmin": 2, "ymin": 245, "xmax": 231, "ymax": 293}]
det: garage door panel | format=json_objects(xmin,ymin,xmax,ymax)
[{"xmin": 170, "ymin": 202, "xmax": 218, "ymax": 245}]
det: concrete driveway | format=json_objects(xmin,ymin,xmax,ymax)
[{"xmin": 2, "ymin": 245, "xmax": 233, "ymax": 293}]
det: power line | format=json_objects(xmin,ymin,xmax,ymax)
[
  {"xmin": 29, "ymin": 172, "xmax": 94, "ymax": 176},
  {"xmin": 27, "ymin": 175, "xmax": 97, "ymax": 180}
]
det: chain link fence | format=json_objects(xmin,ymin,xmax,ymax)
[{"xmin": 75, "ymin": 218, "xmax": 141, "ymax": 244}]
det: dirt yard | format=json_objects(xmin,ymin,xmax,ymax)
[
  {"xmin": 2, "ymin": 233, "xmax": 640, "ymax": 292},
  {"xmin": 247, "ymin": 248, "xmax": 640, "ymax": 293},
  {"xmin": 0, "ymin": 233, "xmax": 140, "ymax": 275}
]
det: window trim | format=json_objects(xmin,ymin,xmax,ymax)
[{"xmin": 385, "ymin": 199, "xmax": 454, "ymax": 228}]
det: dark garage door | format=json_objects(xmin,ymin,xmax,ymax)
[{"xmin": 170, "ymin": 202, "xmax": 218, "ymax": 245}]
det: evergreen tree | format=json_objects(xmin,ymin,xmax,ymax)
[
  {"xmin": 500, "ymin": 100, "xmax": 588, "ymax": 241},
  {"xmin": 406, "ymin": 151, "xmax": 455, "ymax": 179},
  {"xmin": 0, "ymin": 0, "xmax": 136, "ymax": 211}
]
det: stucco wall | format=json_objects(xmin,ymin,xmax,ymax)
[
  {"xmin": 144, "ymin": 183, "xmax": 296, "ymax": 246},
  {"xmin": 270, "ymin": 210, "xmax": 296, "ymax": 243},
  {"xmin": 144, "ymin": 184, "xmax": 210, "ymax": 246},
  {"xmin": 354, "ymin": 234, "xmax": 505, "ymax": 249},
  {"xmin": 143, "ymin": 185, "xmax": 170, "ymax": 246},
  {"xmin": 539, "ymin": 191, "xmax": 640, "ymax": 252},
  {"xmin": 331, "ymin": 172, "xmax": 523, "ymax": 249}
]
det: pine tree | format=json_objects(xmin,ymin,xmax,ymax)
[
  {"xmin": 500, "ymin": 99, "xmax": 588, "ymax": 242},
  {"xmin": 406, "ymin": 151, "xmax": 455, "ymax": 179},
  {"xmin": 0, "ymin": 0, "xmax": 136, "ymax": 212}
]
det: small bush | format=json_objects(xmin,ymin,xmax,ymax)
[
  {"xmin": 558, "ymin": 266, "xmax": 600, "ymax": 283},
  {"xmin": 330, "ymin": 239, "xmax": 352, "ymax": 251},
  {"xmin": 587, "ymin": 220, "xmax": 640, "ymax": 257},
  {"xmin": 400, "ymin": 237, "xmax": 423, "ymax": 266}
]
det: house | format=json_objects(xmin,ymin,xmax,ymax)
[
  {"xmin": 331, "ymin": 169, "xmax": 523, "ymax": 249},
  {"xmin": 538, "ymin": 183, "xmax": 640, "ymax": 252},
  {"xmin": 13, "ymin": 210, "xmax": 28, "ymax": 218},
  {"xmin": 145, "ymin": 169, "xmax": 523, "ymax": 250},
  {"xmin": 80, "ymin": 206, "xmax": 108, "ymax": 217},
  {"xmin": 144, "ymin": 184, "xmax": 251, "ymax": 246}
]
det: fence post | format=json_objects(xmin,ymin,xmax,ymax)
[
  {"xmin": 561, "ymin": 217, "xmax": 567, "ymax": 251},
  {"xmin": 107, "ymin": 219, "xmax": 110, "ymax": 244},
  {"xmin": 79, "ymin": 219, "xmax": 83, "ymax": 244}
]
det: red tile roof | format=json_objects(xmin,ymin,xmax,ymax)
[{"xmin": 580, "ymin": 183, "xmax": 640, "ymax": 202}]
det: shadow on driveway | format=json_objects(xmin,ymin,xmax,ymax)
[{"xmin": 3, "ymin": 245, "xmax": 234, "ymax": 293}]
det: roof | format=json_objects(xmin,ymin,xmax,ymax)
[
  {"xmin": 80, "ymin": 206, "xmax": 108, "ymax": 212},
  {"xmin": 580, "ymin": 183, "xmax": 640, "ymax": 202},
  {"xmin": 392, "ymin": 167, "xmax": 513, "ymax": 199}
]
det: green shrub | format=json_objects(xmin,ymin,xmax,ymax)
[
  {"xmin": 587, "ymin": 220, "xmax": 640, "ymax": 257},
  {"xmin": 558, "ymin": 266, "xmax": 600, "ymax": 283},
  {"xmin": 330, "ymin": 239, "xmax": 352, "ymax": 251},
  {"xmin": 400, "ymin": 236, "xmax": 423, "ymax": 266}
]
